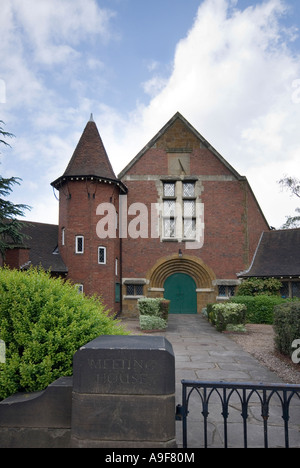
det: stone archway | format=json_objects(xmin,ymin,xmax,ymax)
[{"xmin": 147, "ymin": 254, "xmax": 216, "ymax": 313}]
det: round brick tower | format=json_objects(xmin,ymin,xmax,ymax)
[{"xmin": 51, "ymin": 115, "xmax": 127, "ymax": 314}]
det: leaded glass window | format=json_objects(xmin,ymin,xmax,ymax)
[
  {"xmin": 183, "ymin": 182, "xmax": 195, "ymax": 198},
  {"xmin": 164, "ymin": 218, "xmax": 175, "ymax": 238},
  {"xmin": 164, "ymin": 200, "xmax": 176, "ymax": 217},
  {"xmin": 126, "ymin": 284, "xmax": 144, "ymax": 296},
  {"xmin": 184, "ymin": 218, "xmax": 196, "ymax": 238},
  {"xmin": 292, "ymin": 282, "xmax": 300, "ymax": 298},
  {"xmin": 126, "ymin": 284, "xmax": 135, "ymax": 296},
  {"xmin": 75, "ymin": 236, "xmax": 84, "ymax": 254},
  {"xmin": 183, "ymin": 200, "xmax": 196, "ymax": 217},
  {"xmin": 164, "ymin": 182, "xmax": 175, "ymax": 197},
  {"xmin": 98, "ymin": 246, "xmax": 106, "ymax": 264}
]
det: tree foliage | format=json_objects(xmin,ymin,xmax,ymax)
[
  {"xmin": 236, "ymin": 277, "xmax": 282, "ymax": 296},
  {"xmin": 0, "ymin": 121, "xmax": 30, "ymax": 259},
  {"xmin": 279, "ymin": 176, "xmax": 300, "ymax": 229}
]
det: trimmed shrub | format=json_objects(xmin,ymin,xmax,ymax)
[
  {"xmin": 138, "ymin": 298, "xmax": 170, "ymax": 330},
  {"xmin": 138, "ymin": 298, "xmax": 161, "ymax": 316},
  {"xmin": 273, "ymin": 303, "xmax": 300, "ymax": 357},
  {"xmin": 211, "ymin": 303, "xmax": 247, "ymax": 332},
  {"xmin": 230, "ymin": 295, "xmax": 286, "ymax": 324},
  {"xmin": 0, "ymin": 267, "xmax": 128, "ymax": 400},
  {"xmin": 139, "ymin": 315, "xmax": 167, "ymax": 331}
]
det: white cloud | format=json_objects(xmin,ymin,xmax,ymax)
[
  {"xmin": 11, "ymin": 0, "xmax": 115, "ymax": 65},
  {"xmin": 1, "ymin": 0, "xmax": 300, "ymax": 230},
  {"xmin": 105, "ymin": 0, "xmax": 300, "ymax": 229}
]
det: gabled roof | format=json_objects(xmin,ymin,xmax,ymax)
[
  {"xmin": 9, "ymin": 221, "xmax": 67, "ymax": 273},
  {"xmin": 238, "ymin": 228, "xmax": 300, "ymax": 278},
  {"xmin": 51, "ymin": 116, "xmax": 127, "ymax": 193},
  {"xmin": 118, "ymin": 112, "xmax": 244, "ymax": 180}
]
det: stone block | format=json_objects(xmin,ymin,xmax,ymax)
[
  {"xmin": 73, "ymin": 335, "xmax": 175, "ymax": 395},
  {"xmin": 71, "ymin": 335, "xmax": 176, "ymax": 448},
  {"xmin": 71, "ymin": 393, "xmax": 175, "ymax": 442},
  {"xmin": 0, "ymin": 377, "xmax": 72, "ymax": 428}
]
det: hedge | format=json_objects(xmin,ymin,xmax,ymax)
[
  {"xmin": 0, "ymin": 267, "xmax": 128, "ymax": 400},
  {"xmin": 230, "ymin": 295, "xmax": 286, "ymax": 324},
  {"xmin": 210, "ymin": 303, "xmax": 247, "ymax": 332},
  {"xmin": 273, "ymin": 303, "xmax": 300, "ymax": 357}
]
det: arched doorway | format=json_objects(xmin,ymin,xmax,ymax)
[{"xmin": 164, "ymin": 273, "xmax": 197, "ymax": 314}]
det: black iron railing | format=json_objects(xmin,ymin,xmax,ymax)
[{"xmin": 176, "ymin": 380, "xmax": 300, "ymax": 448}]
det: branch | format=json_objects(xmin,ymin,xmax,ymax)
[{"xmin": 278, "ymin": 176, "xmax": 300, "ymax": 198}]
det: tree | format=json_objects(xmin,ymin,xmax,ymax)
[
  {"xmin": 0, "ymin": 121, "xmax": 30, "ymax": 260},
  {"xmin": 278, "ymin": 176, "xmax": 300, "ymax": 229}
]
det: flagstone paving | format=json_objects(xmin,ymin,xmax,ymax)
[{"xmin": 121, "ymin": 314, "xmax": 300, "ymax": 448}]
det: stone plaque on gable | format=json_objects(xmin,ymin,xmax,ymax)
[{"xmin": 73, "ymin": 335, "xmax": 175, "ymax": 396}]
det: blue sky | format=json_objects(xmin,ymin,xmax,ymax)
[{"xmin": 0, "ymin": 0, "xmax": 300, "ymax": 228}]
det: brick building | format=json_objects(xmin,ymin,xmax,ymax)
[{"xmin": 4, "ymin": 112, "xmax": 272, "ymax": 316}]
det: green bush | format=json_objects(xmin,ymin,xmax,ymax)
[
  {"xmin": 230, "ymin": 295, "xmax": 286, "ymax": 324},
  {"xmin": 0, "ymin": 267, "xmax": 128, "ymax": 400},
  {"xmin": 138, "ymin": 298, "xmax": 161, "ymax": 316},
  {"xmin": 236, "ymin": 277, "xmax": 282, "ymax": 296},
  {"xmin": 138, "ymin": 298, "xmax": 170, "ymax": 330},
  {"xmin": 211, "ymin": 303, "xmax": 247, "ymax": 332},
  {"xmin": 139, "ymin": 315, "xmax": 167, "ymax": 331},
  {"xmin": 273, "ymin": 303, "xmax": 300, "ymax": 357}
]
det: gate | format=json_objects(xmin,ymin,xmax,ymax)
[{"xmin": 176, "ymin": 380, "xmax": 300, "ymax": 448}]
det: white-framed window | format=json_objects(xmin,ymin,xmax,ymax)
[
  {"xmin": 62, "ymin": 227, "xmax": 65, "ymax": 246},
  {"xmin": 98, "ymin": 246, "xmax": 106, "ymax": 265},
  {"xmin": 75, "ymin": 235, "xmax": 84, "ymax": 254}
]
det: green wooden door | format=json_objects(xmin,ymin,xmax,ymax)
[{"xmin": 164, "ymin": 273, "xmax": 197, "ymax": 314}]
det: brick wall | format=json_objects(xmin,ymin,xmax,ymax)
[
  {"xmin": 119, "ymin": 116, "xmax": 269, "ymax": 314},
  {"xmin": 58, "ymin": 180, "xmax": 121, "ymax": 314}
]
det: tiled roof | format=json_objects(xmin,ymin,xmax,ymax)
[
  {"xmin": 18, "ymin": 221, "xmax": 67, "ymax": 273},
  {"xmin": 51, "ymin": 117, "xmax": 127, "ymax": 191},
  {"xmin": 238, "ymin": 228, "xmax": 300, "ymax": 278}
]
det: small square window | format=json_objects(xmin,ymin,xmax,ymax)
[
  {"xmin": 98, "ymin": 247, "xmax": 106, "ymax": 264},
  {"xmin": 183, "ymin": 182, "xmax": 195, "ymax": 198},
  {"xmin": 218, "ymin": 285, "xmax": 226, "ymax": 296},
  {"xmin": 75, "ymin": 236, "xmax": 84, "ymax": 254},
  {"xmin": 164, "ymin": 182, "xmax": 175, "ymax": 197},
  {"xmin": 136, "ymin": 284, "xmax": 144, "ymax": 296},
  {"xmin": 126, "ymin": 284, "xmax": 135, "ymax": 296}
]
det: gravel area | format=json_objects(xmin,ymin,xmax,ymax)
[{"xmin": 227, "ymin": 324, "xmax": 300, "ymax": 385}]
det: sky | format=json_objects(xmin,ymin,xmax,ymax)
[{"xmin": 0, "ymin": 0, "xmax": 299, "ymax": 229}]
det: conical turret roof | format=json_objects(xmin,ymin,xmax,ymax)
[
  {"xmin": 63, "ymin": 116, "xmax": 116, "ymax": 179},
  {"xmin": 51, "ymin": 116, "xmax": 127, "ymax": 192}
]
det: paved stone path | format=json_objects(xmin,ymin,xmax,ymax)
[{"xmin": 122, "ymin": 314, "xmax": 300, "ymax": 448}]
